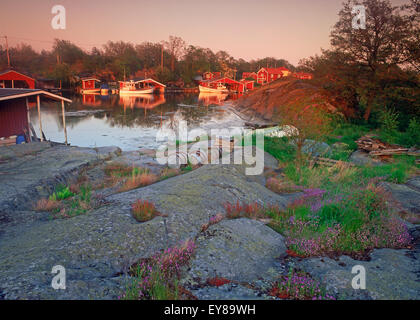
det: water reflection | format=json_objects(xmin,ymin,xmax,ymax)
[{"xmin": 29, "ymin": 93, "xmax": 246, "ymax": 151}]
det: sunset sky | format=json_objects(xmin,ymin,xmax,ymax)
[{"xmin": 0, "ymin": 0, "xmax": 410, "ymax": 66}]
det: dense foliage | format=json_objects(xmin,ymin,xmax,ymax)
[
  {"xmin": 298, "ymin": 0, "xmax": 419, "ymax": 126},
  {"xmin": 0, "ymin": 37, "xmax": 295, "ymax": 88}
]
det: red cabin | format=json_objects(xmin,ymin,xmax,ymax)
[
  {"xmin": 0, "ymin": 70, "xmax": 35, "ymax": 89},
  {"xmin": 257, "ymin": 67, "xmax": 291, "ymax": 84}
]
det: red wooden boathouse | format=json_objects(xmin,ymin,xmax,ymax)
[
  {"xmin": 0, "ymin": 88, "xmax": 72, "ymax": 145},
  {"xmin": 0, "ymin": 70, "xmax": 35, "ymax": 89}
]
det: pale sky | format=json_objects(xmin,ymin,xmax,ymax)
[{"xmin": 0, "ymin": 0, "xmax": 410, "ymax": 65}]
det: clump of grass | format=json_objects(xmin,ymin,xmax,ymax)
[
  {"xmin": 104, "ymin": 163, "xmax": 145, "ymax": 178},
  {"xmin": 121, "ymin": 240, "xmax": 196, "ymax": 300},
  {"xmin": 120, "ymin": 172, "xmax": 158, "ymax": 192},
  {"xmin": 269, "ymin": 267, "xmax": 335, "ymax": 300},
  {"xmin": 49, "ymin": 185, "xmax": 74, "ymax": 201},
  {"xmin": 131, "ymin": 200, "xmax": 159, "ymax": 222},
  {"xmin": 35, "ymin": 183, "xmax": 95, "ymax": 219},
  {"xmin": 224, "ymin": 201, "xmax": 280, "ymax": 220},
  {"xmin": 34, "ymin": 198, "xmax": 61, "ymax": 212},
  {"xmin": 266, "ymin": 177, "xmax": 301, "ymax": 193}
]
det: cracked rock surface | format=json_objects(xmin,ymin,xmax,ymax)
[{"xmin": 0, "ymin": 144, "xmax": 296, "ymax": 299}]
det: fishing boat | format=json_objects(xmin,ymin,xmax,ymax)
[
  {"xmin": 199, "ymin": 82, "xmax": 229, "ymax": 93},
  {"xmin": 119, "ymin": 80, "xmax": 154, "ymax": 95}
]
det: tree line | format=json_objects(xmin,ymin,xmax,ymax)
[{"xmin": 0, "ymin": 35, "xmax": 295, "ymax": 88}]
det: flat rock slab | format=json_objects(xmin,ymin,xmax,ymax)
[
  {"xmin": 0, "ymin": 164, "xmax": 297, "ymax": 299},
  {"xmin": 182, "ymin": 219, "xmax": 286, "ymax": 287},
  {"xmin": 290, "ymin": 245, "xmax": 420, "ymax": 300},
  {"xmin": 380, "ymin": 176, "xmax": 420, "ymax": 220},
  {"xmin": 0, "ymin": 143, "xmax": 121, "ymax": 212},
  {"xmin": 349, "ymin": 150, "xmax": 383, "ymax": 166}
]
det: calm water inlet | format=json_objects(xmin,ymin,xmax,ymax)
[{"xmin": 29, "ymin": 93, "xmax": 246, "ymax": 151}]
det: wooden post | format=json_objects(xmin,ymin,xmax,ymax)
[
  {"xmin": 11, "ymin": 79, "xmax": 14, "ymax": 88},
  {"xmin": 26, "ymin": 98, "xmax": 32, "ymax": 142},
  {"xmin": 161, "ymin": 43, "xmax": 163, "ymax": 69},
  {"xmin": 61, "ymin": 100, "xmax": 68, "ymax": 145},
  {"xmin": 37, "ymin": 95, "xmax": 44, "ymax": 141},
  {"xmin": 5, "ymin": 36, "xmax": 10, "ymax": 68}
]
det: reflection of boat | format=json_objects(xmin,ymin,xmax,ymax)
[
  {"xmin": 198, "ymin": 92, "xmax": 228, "ymax": 106},
  {"xmin": 82, "ymin": 93, "xmax": 101, "ymax": 106},
  {"xmin": 199, "ymin": 82, "xmax": 229, "ymax": 93},
  {"xmin": 119, "ymin": 94, "xmax": 166, "ymax": 109}
]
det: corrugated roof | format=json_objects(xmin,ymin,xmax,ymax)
[{"xmin": 0, "ymin": 88, "xmax": 72, "ymax": 103}]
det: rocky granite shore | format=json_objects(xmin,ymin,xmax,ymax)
[{"xmin": 0, "ymin": 142, "xmax": 418, "ymax": 300}]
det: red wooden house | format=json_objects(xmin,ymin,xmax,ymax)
[
  {"xmin": 202, "ymin": 72, "xmax": 221, "ymax": 80},
  {"xmin": 256, "ymin": 67, "xmax": 291, "ymax": 84},
  {"xmin": 0, "ymin": 70, "xmax": 35, "ymax": 89}
]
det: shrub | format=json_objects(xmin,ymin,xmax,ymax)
[
  {"xmin": 122, "ymin": 240, "xmax": 196, "ymax": 300},
  {"xmin": 269, "ymin": 268, "xmax": 335, "ymax": 300},
  {"xmin": 269, "ymin": 186, "xmax": 412, "ymax": 258},
  {"xmin": 400, "ymin": 118, "xmax": 420, "ymax": 147},
  {"xmin": 379, "ymin": 108, "xmax": 399, "ymax": 134},
  {"xmin": 224, "ymin": 201, "xmax": 268, "ymax": 219},
  {"xmin": 131, "ymin": 200, "xmax": 159, "ymax": 222}
]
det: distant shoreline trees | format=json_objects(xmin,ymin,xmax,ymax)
[{"xmin": 0, "ymin": 36, "xmax": 295, "ymax": 89}]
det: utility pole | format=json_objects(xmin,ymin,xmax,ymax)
[
  {"xmin": 3, "ymin": 36, "xmax": 10, "ymax": 68},
  {"xmin": 161, "ymin": 45, "xmax": 163, "ymax": 69}
]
